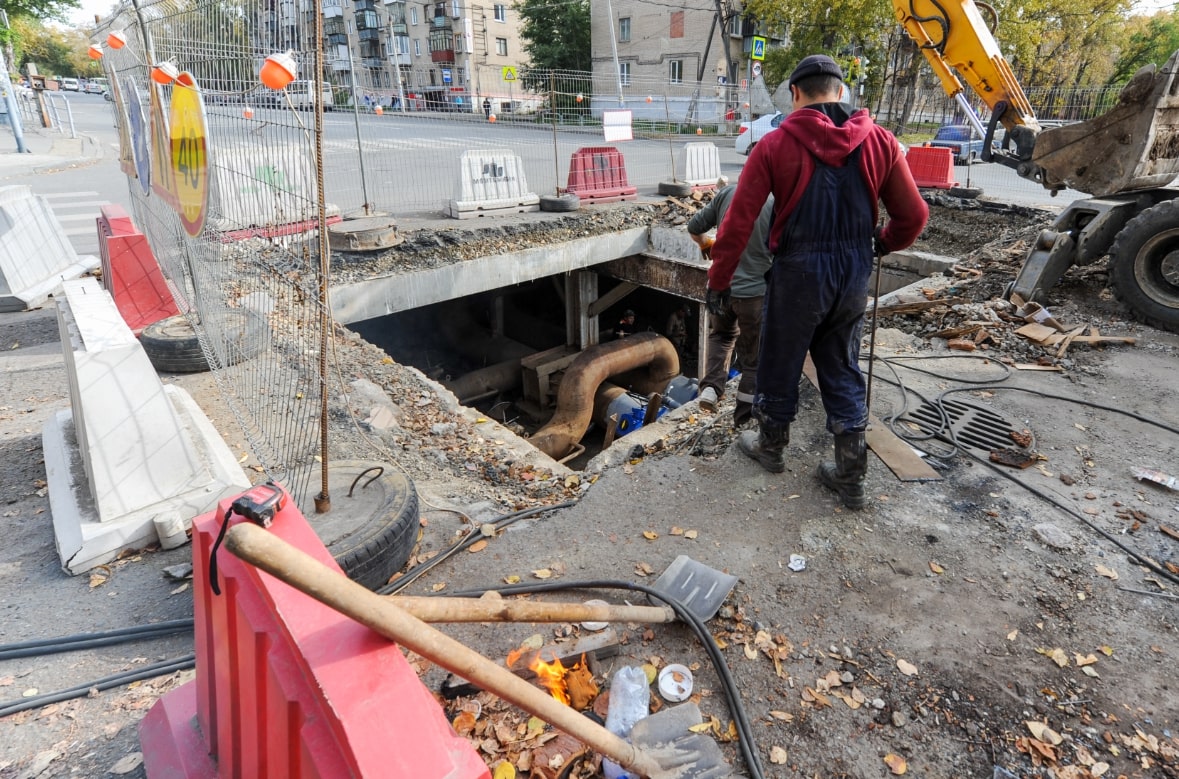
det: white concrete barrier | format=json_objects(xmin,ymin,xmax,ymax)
[
  {"xmin": 678, "ymin": 142, "xmax": 722, "ymax": 189},
  {"xmin": 0, "ymin": 185, "xmax": 99, "ymax": 311},
  {"xmin": 45, "ymin": 278, "xmax": 250, "ymax": 574},
  {"xmin": 446, "ymin": 148, "xmax": 539, "ymax": 219},
  {"xmin": 207, "ymin": 143, "xmax": 340, "ymax": 234}
]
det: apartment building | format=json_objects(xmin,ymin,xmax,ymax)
[
  {"xmin": 262, "ymin": 0, "xmax": 527, "ymax": 111},
  {"xmin": 589, "ymin": 0, "xmax": 752, "ymax": 120}
]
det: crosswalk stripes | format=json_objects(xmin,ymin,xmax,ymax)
[{"xmin": 40, "ymin": 192, "xmax": 110, "ymax": 256}]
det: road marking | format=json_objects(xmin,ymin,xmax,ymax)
[{"xmin": 40, "ymin": 192, "xmax": 101, "ymax": 199}]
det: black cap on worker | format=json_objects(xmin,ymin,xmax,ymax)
[{"xmin": 788, "ymin": 55, "xmax": 844, "ymax": 87}]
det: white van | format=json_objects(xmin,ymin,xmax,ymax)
[
  {"xmin": 287, "ymin": 80, "xmax": 334, "ymax": 111},
  {"xmin": 60, "ymin": 77, "xmax": 80, "ymax": 92}
]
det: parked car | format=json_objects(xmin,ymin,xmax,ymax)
[
  {"xmin": 84, "ymin": 81, "xmax": 105, "ymax": 95},
  {"xmin": 928, "ymin": 124, "xmax": 991, "ymax": 164},
  {"xmin": 735, "ymin": 112, "xmax": 784, "ymax": 156},
  {"xmin": 60, "ymin": 77, "xmax": 80, "ymax": 92}
]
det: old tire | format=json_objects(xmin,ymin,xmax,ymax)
[
  {"xmin": 299, "ymin": 461, "xmax": 420, "ymax": 591},
  {"xmin": 948, "ymin": 186, "xmax": 982, "ymax": 199},
  {"xmin": 540, "ymin": 194, "xmax": 580, "ymax": 212},
  {"xmin": 140, "ymin": 310, "xmax": 268, "ymax": 374},
  {"xmin": 1109, "ymin": 199, "xmax": 1179, "ymax": 333},
  {"xmin": 657, "ymin": 181, "xmax": 693, "ymax": 197}
]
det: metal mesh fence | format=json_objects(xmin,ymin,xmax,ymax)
[{"xmin": 86, "ymin": 0, "xmax": 1128, "ymax": 503}]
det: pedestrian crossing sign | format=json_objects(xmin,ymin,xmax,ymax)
[
  {"xmin": 502, "ymin": 66, "xmax": 518, "ymax": 81},
  {"xmin": 751, "ymin": 36, "xmax": 766, "ymax": 61}
]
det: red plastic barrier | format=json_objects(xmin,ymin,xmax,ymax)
[
  {"xmin": 139, "ymin": 488, "xmax": 490, "ymax": 779},
  {"xmin": 905, "ymin": 146, "xmax": 956, "ymax": 189},
  {"xmin": 98, "ymin": 205, "xmax": 179, "ymax": 335},
  {"xmin": 566, "ymin": 146, "xmax": 638, "ymax": 203}
]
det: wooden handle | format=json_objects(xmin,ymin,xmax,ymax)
[
  {"xmin": 389, "ymin": 595, "xmax": 676, "ymax": 624},
  {"xmin": 225, "ymin": 523, "xmax": 664, "ymax": 779}
]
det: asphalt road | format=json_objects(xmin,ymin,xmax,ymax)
[{"xmin": 18, "ymin": 96, "xmax": 1072, "ymax": 254}]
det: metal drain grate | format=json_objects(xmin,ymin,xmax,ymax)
[{"xmin": 900, "ymin": 399, "xmax": 1031, "ymax": 453}]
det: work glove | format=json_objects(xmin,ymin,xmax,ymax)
[{"xmin": 705, "ymin": 287, "xmax": 731, "ymax": 317}]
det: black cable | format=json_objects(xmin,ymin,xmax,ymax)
[
  {"xmin": 0, "ymin": 654, "xmax": 196, "ymax": 719},
  {"xmin": 863, "ymin": 354, "xmax": 1179, "ymax": 588},
  {"xmin": 0, "ymin": 619, "xmax": 194, "ymax": 654},
  {"xmin": 448, "ymin": 580, "xmax": 766, "ymax": 779},
  {"xmin": 378, "ymin": 500, "xmax": 577, "ymax": 595},
  {"xmin": 0, "ymin": 622, "xmax": 194, "ymax": 661}
]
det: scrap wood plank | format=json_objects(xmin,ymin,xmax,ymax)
[{"xmin": 802, "ymin": 355, "xmax": 941, "ymax": 482}]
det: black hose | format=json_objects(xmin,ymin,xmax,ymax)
[
  {"xmin": 0, "ymin": 620, "xmax": 194, "ymax": 660},
  {"xmin": 864, "ymin": 354, "xmax": 1179, "ymax": 588},
  {"xmin": 0, "ymin": 654, "xmax": 196, "ymax": 718},
  {"xmin": 449, "ymin": 579, "xmax": 766, "ymax": 779},
  {"xmin": 378, "ymin": 500, "xmax": 577, "ymax": 595}
]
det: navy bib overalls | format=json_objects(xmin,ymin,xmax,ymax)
[{"xmin": 754, "ymin": 146, "xmax": 875, "ymax": 435}]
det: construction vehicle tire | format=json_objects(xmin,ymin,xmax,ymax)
[
  {"xmin": 1109, "ymin": 199, "xmax": 1179, "ymax": 333},
  {"xmin": 139, "ymin": 310, "xmax": 268, "ymax": 374}
]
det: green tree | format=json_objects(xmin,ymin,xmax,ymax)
[
  {"xmin": 514, "ymin": 0, "xmax": 590, "ymax": 72},
  {"xmin": 1107, "ymin": 10, "xmax": 1179, "ymax": 84}
]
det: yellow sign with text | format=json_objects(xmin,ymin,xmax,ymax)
[{"xmin": 169, "ymin": 75, "xmax": 209, "ymax": 237}]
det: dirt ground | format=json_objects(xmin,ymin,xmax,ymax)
[{"xmin": 2, "ymin": 199, "xmax": 1178, "ymax": 779}]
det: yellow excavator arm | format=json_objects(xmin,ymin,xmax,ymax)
[
  {"xmin": 893, "ymin": 0, "xmax": 1037, "ymax": 131},
  {"xmin": 893, "ymin": 0, "xmax": 1179, "ymax": 196}
]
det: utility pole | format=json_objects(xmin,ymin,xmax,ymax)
[{"xmin": 604, "ymin": 0, "xmax": 624, "ymax": 106}]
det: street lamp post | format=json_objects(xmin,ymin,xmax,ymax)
[{"xmin": 0, "ymin": 11, "xmax": 29, "ymax": 153}]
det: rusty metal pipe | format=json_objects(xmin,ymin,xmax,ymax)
[{"xmin": 531, "ymin": 332, "xmax": 679, "ymax": 459}]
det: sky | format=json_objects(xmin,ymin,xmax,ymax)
[{"xmin": 66, "ymin": 0, "xmax": 120, "ymax": 30}]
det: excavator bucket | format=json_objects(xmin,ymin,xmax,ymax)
[{"xmin": 1034, "ymin": 51, "xmax": 1179, "ymax": 197}]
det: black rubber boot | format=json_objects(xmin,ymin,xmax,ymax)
[
  {"xmin": 818, "ymin": 432, "xmax": 868, "ymax": 509},
  {"xmin": 737, "ymin": 422, "xmax": 788, "ymax": 473}
]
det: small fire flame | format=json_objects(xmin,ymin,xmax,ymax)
[{"xmin": 530, "ymin": 653, "xmax": 570, "ymax": 706}]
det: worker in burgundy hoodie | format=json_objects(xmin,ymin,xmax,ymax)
[{"xmin": 706, "ymin": 54, "xmax": 928, "ymax": 509}]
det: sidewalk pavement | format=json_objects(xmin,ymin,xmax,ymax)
[{"xmin": 0, "ymin": 124, "xmax": 101, "ymax": 177}]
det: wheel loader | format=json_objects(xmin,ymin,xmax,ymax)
[{"xmin": 894, "ymin": 0, "xmax": 1179, "ymax": 332}]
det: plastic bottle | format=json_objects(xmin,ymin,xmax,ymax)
[{"xmin": 602, "ymin": 665, "xmax": 651, "ymax": 779}]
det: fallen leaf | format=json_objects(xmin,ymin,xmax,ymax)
[
  {"xmin": 670, "ymin": 526, "xmax": 684, "ymax": 535},
  {"xmin": 1074, "ymin": 653, "xmax": 1098, "ymax": 666},
  {"xmin": 531, "ymin": 569, "xmax": 553, "ymax": 579},
  {"xmin": 743, "ymin": 642, "xmax": 758, "ymax": 660},
  {"xmin": 1099, "ymin": 645, "xmax": 1114, "ymax": 656},
  {"xmin": 688, "ymin": 722, "xmax": 713, "ymax": 734},
  {"xmin": 109, "ymin": 753, "xmax": 144, "ymax": 775},
  {"xmin": 564, "ymin": 475, "xmax": 579, "ymax": 488},
  {"xmin": 431, "ymin": 582, "xmax": 447, "ymax": 592},
  {"xmin": 1035, "ymin": 647, "xmax": 1069, "ymax": 667},
  {"xmin": 769, "ymin": 746, "xmax": 788, "ymax": 765},
  {"xmin": 803, "ymin": 687, "xmax": 831, "ymax": 708},
  {"xmin": 1091, "ymin": 762, "xmax": 1110, "ymax": 776},
  {"xmin": 884, "ymin": 753, "xmax": 907, "ymax": 775},
  {"xmin": 492, "ymin": 761, "xmax": 516, "ymax": 779},
  {"xmin": 88, "ymin": 565, "xmax": 112, "ymax": 589},
  {"xmin": 635, "ymin": 562, "xmax": 654, "ymax": 576},
  {"xmin": 1081, "ymin": 666, "xmax": 1100, "ymax": 678},
  {"xmin": 896, "ymin": 658, "xmax": 918, "ymax": 676},
  {"xmin": 769, "ymin": 710, "xmax": 793, "ymax": 722},
  {"xmin": 1026, "ymin": 721, "xmax": 1063, "ymax": 745},
  {"xmin": 452, "ymin": 711, "xmax": 477, "ymax": 735},
  {"xmin": 468, "ymin": 539, "xmax": 489, "ymax": 554},
  {"xmin": 684, "ymin": 529, "xmax": 699, "ymax": 539},
  {"xmin": 480, "ymin": 523, "xmax": 498, "ymax": 537},
  {"xmin": 1007, "ymin": 629, "xmax": 1019, "ymax": 641},
  {"xmin": 170, "ymin": 582, "xmax": 190, "ymax": 595},
  {"xmin": 642, "ymin": 531, "xmax": 658, "ymax": 540},
  {"xmin": 1094, "ymin": 564, "xmax": 1119, "ymax": 580},
  {"xmin": 929, "ymin": 561, "xmax": 945, "ymax": 574},
  {"xmin": 504, "ymin": 575, "xmax": 521, "ymax": 584}
]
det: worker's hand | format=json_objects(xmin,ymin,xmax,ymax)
[
  {"xmin": 705, "ymin": 287, "xmax": 731, "ymax": 317},
  {"xmin": 874, "ymin": 227, "xmax": 888, "ymax": 258}
]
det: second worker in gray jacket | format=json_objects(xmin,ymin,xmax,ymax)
[{"xmin": 688, "ymin": 184, "xmax": 774, "ymax": 426}]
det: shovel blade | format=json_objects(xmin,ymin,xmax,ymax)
[{"xmin": 650, "ymin": 555, "xmax": 738, "ymax": 622}]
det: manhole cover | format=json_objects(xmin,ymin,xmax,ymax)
[{"xmin": 899, "ymin": 398, "xmax": 1032, "ymax": 453}]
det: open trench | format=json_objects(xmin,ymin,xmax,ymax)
[{"xmin": 336, "ymin": 202, "xmax": 1049, "ymax": 470}]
